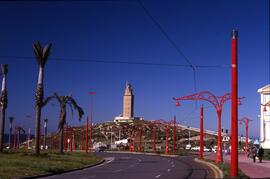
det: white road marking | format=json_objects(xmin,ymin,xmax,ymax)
[
  {"xmin": 80, "ymin": 175, "xmax": 96, "ymax": 179},
  {"xmin": 90, "ymin": 157, "xmax": 115, "ymax": 169},
  {"xmin": 167, "ymin": 169, "xmax": 171, "ymax": 172},
  {"xmin": 155, "ymin": 174, "xmax": 161, "ymax": 178},
  {"xmin": 172, "ymin": 165, "xmax": 175, "ymax": 168},
  {"xmin": 112, "ymin": 169, "xmax": 123, "ymax": 173}
]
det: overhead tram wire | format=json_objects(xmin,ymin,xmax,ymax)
[
  {"xmin": 137, "ymin": 0, "xmax": 199, "ymax": 108},
  {"xmin": 0, "ymin": 55, "xmax": 229, "ymax": 69}
]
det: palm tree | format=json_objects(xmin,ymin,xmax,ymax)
[
  {"xmin": 33, "ymin": 41, "xmax": 52, "ymax": 155},
  {"xmin": 0, "ymin": 64, "xmax": 8, "ymax": 152},
  {"xmin": 44, "ymin": 93, "xmax": 84, "ymax": 153},
  {"xmin": 8, "ymin": 116, "xmax": 14, "ymax": 149}
]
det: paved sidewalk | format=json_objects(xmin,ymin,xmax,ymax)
[{"xmin": 205, "ymin": 153, "xmax": 270, "ymax": 178}]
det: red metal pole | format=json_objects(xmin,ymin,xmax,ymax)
[
  {"xmin": 139, "ymin": 128, "xmax": 142, "ymax": 152},
  {"xmin": 216, "ymin": 108, "xmax": 223, "ymax": 163},
  {"xmin": 9, "ymin": 125, "xmax": 12, "ymax": 149},
  {"xmin": 231, "ymin": 29, "xmax": 238, "ymax": 177},
  {"xmin": 13, "ymin": 126, "xmax": 16, "ymax": 149},
  {"xmin": 245, "ymin": 120, "xmax": 248, "ymax": 157},
  {"xmin": 64, "ymin": 124, "xmax": 68, "ymax": 152},
  {"xmin": 173, "ymin": 116, "xmax": 176, "ymax": 154},
  {"xmin": 86, "ymin": 117, "xmax": 89, "ymax": 153},
  {"xmin": 165, "ymin": 125, "xmax": 169, "ymax": 155},
  {"xmin": 70, "ymin": 127, "xmax": 73, "ymax": 152},
  {"xmin": 200, "ymin": 105, "xmax": 204, "ymax": 159},
  {"xmin": 73, "ymin": 129, "xmax": 76, "ymax": 151},
  {"xmin": 90, "ymin": 112, "xmax": 92, "ymax": 150},
  {"xmin": 153, "ymin": 127, "xmax": 156, "ymax": 152},
  {"xmin": 129, "ymin": 129, "xmax": 133, "ymax": 152}
]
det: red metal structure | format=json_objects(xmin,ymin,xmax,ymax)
[
  {"xmin": 138, "ymin": 128, "xmax": 142, "ymax": 152},
  {"xmin": 153, "ymin": 127, "xmax": 156, "ymax": 152},
  {"xmin": 129, "ymin": 129, "xmax": 134, "ymax": 152},
  {"xmin": 173, "ymin": 91, "xmax": 242, "ymax": 163},
  {"xmin": 88, "ymin": 91, "xmax": 96, "ymax": 150},
  {"xmin": 85, "ymin": 116, "xmax": 89, "ymax": 153},
  {"xmin": 200, "ymin": 105, "xmax": 204, "ymax": 159},
  {"xmin": 13, "ymin": 125, "xmax": 16, "ymax": 149},
  {"xmin": 239, "ymin": 117, "xmax": 252, "ymax": 157},
  {"xmin": 231, "ymin": 29, "xmax": 238, "ymax": 177},
  {"xmin": 173, "ymin": 116, "xmax": 176, "ymax": 154},
  {"xmin": 165, "ymin": 124, "xmax": 169, "ymax": 155}
]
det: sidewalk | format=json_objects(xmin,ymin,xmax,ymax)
[{"xmin": 205, "ymin": 153, "xmax": 270, "ymax": 178}]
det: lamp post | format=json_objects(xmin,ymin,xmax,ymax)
[
  {"xmin": 239, "ymin": 117, "xmax": 252, "ymax": 157},
  {"xmin": 88, "ymin": 91, "xmax": 96, "ymax": 150},
  {"xmin": 200, "ymin": 105, "xmax": 204, "ymax": 159},
  {"xmin": 85, "ymin": 116, "xmax": 89, "ymax": 153},
  {"xmin": 153, "ymin": 126, "xmax": 156, "ymax": 152},
  {"xmin": 8, "ymin": 116, "xmax": 14, "ymax": 149},
  {"xmin": 173, "ymin": 116, "xmax": 176, "ymax": 154},
  {"xmin": 139, "ymin": 127, "xmax": 142, "ymax": 152},
  {"xmin": 44, "ymin": 118, "xmax": 48, "ymax": 149},
  {"xmin": 165, "ymin": 124, "xmax": 169, "ymax": 155},
  {"xmin": 173, "ymin": 91, "xmax": 243, "ymax": 163},
  {"xmin": 231, "ymin": 29, "xmax": 239, "ymax": 177}
]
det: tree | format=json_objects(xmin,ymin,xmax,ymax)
[
  {"xmin": 33, "ymin": 41, "xmax": 52, "ymax": 155},
  {"xmin": 44, "ymin": 93, "xmax": 84, "ymax": 153},
  {"xmin": 0, "ymin": 64, "xmax": 8, "ymax": 152}
]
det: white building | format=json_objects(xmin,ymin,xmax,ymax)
[{"xmin": 258, "ymin": 84, "xmax": 270, "ymax": 149}]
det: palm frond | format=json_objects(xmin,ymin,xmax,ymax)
[
  {"xmin": 68, "ymin": 97, "xmax": 84, "ymax": 120},
  {"xmin": 33, "ymin": 41, "xmax": 52, "ymax": 68},
  {"xmin": 43, "ymin": 95, "xmax": 57, "ymax": 107},
  {"xmin": 42, "ymin": 43, "xmax": 52, "ymax": 67},
  {"xmin": 1, "ymin": 64, "xmax": 8, "ymax": 75}
]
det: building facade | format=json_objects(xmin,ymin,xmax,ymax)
[{"xmin": 258, "ymin": 84, "xmax": 270, "ymax": 149}]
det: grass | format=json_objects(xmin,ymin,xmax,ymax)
[
  {"xmin": 0, "ymin": 150, "xmax": 102, "ymax": 179},
  {"xmin": 203, "ymin": 159, "xmax": 249, "ymax": 178}
]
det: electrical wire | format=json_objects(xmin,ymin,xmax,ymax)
[{"xmin": 0, "ymin": 55, "xmax": 229, "ymax": 68}]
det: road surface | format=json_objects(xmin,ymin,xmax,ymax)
[{"xmin": 43, "ymin": 152, "xmax": 214, "ymax": 179}]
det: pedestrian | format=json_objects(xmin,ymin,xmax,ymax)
[
  {"xmin": 258, "ymin": 146, "xmax": 264, "ymax": 163},
  {"xmin": 251, "ymin": 146, "xmax": 257, "ymax": 163}
]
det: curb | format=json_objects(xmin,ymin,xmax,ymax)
[
  {"xmin": 194, "ymin": 158, "xmax": 224, "ymax": 178},
  {"xmin": 20, "ymin": 159, "xmax": 105, "ymax": 179}
]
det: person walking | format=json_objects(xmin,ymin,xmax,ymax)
[
  {"xmin": 258, "ymin": 146, "xmax": 264, "ymax": 163},
  {"xmin": 251, "ymin": 146, "xmax": 257, "ymax": 163}
]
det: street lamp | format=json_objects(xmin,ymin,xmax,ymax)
[
  {"xmin": 173, "ymin": 91, "xmax": 244, "ymax": 163},
  {"xmin": 44, "ymin": 118, "xmax": 48, "ymax": 149},
  {"xmin": 8, "ymin": 116, "xmax": 14, "ymax": 149},
  {"xmin": 239, "ymin": 117, "xmax": 252, "ymax": 157},
  {"xmin": 88, "ymin": 91, "xmax": 96, "ymax": 150}
]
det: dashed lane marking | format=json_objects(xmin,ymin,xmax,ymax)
[
  {"xmin": 80, "ymin": 175, "xmax": 96, "ymax": 179},
  {"xmin": 112, "ymin": 169, "xmax": 123, "ymax": 173},
  {"xmin": 167, "ymin": 169, "xmax": 171, "ymax": 172},
  {"xmin": 155, "ymin": 174, "xmax": 161, "ymax": 178}
]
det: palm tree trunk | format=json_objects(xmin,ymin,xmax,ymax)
[
  {"xmin": 35, "ymin": 106, "xmax": 41, "ymax": 155},
  {"xmin": 0, "ymin": 107, "xmax": 6, "ymax": 152},
  {"xmin": 0, "ymin": 66, "xmax": 7, "ymax": 152},
  {"xmin": 59, "ymin": 127, "xmax": 64, "ymax": 153},
  {"xmin": 9, "ymin": 126, "xmax": 11, "ymax": 149}
]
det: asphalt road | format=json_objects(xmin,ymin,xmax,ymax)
[{"xmin": 43, "ymin": 152, "xmax": 214, "ymax": 179}]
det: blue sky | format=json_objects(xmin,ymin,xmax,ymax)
[{"xmin": 0, "ymin": 0, "xmax": 269, "ymax": 138}]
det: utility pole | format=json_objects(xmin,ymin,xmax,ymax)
[
  {"xmin": 200, "ymin": 105, "xmax": 204, "ymax": 159},
  {"xmin": 231, "ymin": 29, "xmax": 238, "ymax": 177},
  {"xmin": 44, "ymin": 118, "xmax": 48, "ymax": 149}
]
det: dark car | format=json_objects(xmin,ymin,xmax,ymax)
[{"xmin": 96, "ymin": 146, "xmax": 106, "ymax": 152}]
